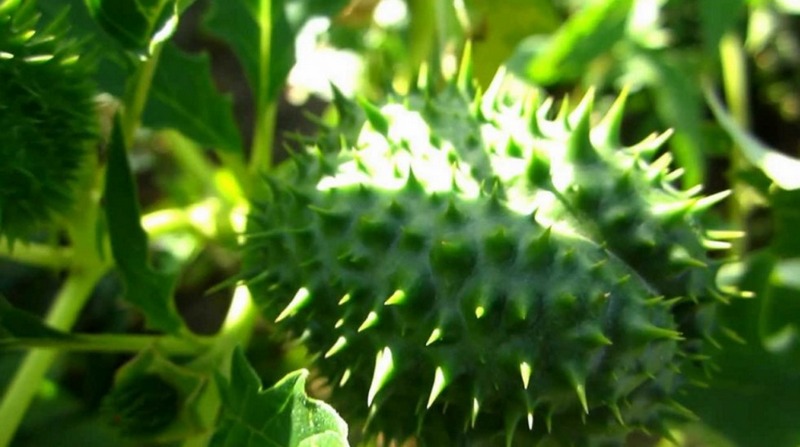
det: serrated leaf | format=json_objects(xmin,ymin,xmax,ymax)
[
  {"xmin": 212, "ymin": 349, "xmax": 349, "ymax": 447},
  {"xmin": 705, "ymin": 85, "xmax": 800, "ymax": 190},
  {"xmin": 204, "ymin": 0, "xmax": 349, "ymax": 108},
  {"xmin": 515, "ymin": 0, "xmax": 633, "ymax": 85},
  {"xmin": 145, "ymin": 43, "xmax": 243, "ymax": 154},
  {"xmin": 0, "ymin": 296, "xmax": 72, "ymax": 342},
  {"xmin": 84, "ymin": 0, "xmax": 178, "ymax": 57},
  {"xmin": 104, "ymin": 115, "xmax": 184, "ymax": 334}
]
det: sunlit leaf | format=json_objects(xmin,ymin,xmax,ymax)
[
  {"xmin": 706, "ymin": 85, "xmax": 800, "ymax": 190},
  {"xmin": 463, "ymin": 0, "xmax": 561, "ymax": 86},
  {"xmin": 514, "ymin": 0, "xmax": 633, "ymax": 85},
  {"xmin": 204, "ymin": 0, "xmax": 349, "ymax": 108},
  {"xmin": 145, "ymin": 43, "xmax": 243, "ymax": 154},
  {"xmin": 84, "ymin": 0, "xmax": 179, "ymax": 57},
  {"xmin": 104, "ymin": 115, "xmax": 184, "ymax": 334},
  {"xmin": 212, "ymin": 348, "xmax": 349, "ymax": 447}
]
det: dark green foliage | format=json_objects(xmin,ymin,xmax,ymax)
[
  {"xmin": 104, "ymin": 373, "xmax": 180, "ymax": 436},
  {"xmin": 0, "ymin": 0, "xmax": 96, "ymax": 240},
  {"xmin": 243, "ymin": 60, "xmax": 731, "ymax": 445}
]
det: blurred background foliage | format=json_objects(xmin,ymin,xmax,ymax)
[{"xmin": 2, "ymin": 0, "xmax": 800, "ymax": 446}]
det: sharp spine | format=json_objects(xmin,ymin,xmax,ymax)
[{"xmin": 275, "ymin": 287, "xmax": 311, "ymax": 322}]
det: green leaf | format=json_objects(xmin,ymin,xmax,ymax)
[
  {"xmin": 464, "ymin": 0, "xmax": 561, "ymax": 86},
  {"xmin": 0, "ymin": 297, "xmax": 72, "ymax": 342},
  {"xmin": 699, "ymin": 0, "xmax": 746, "ymax": 55},
  {"xmin": 626, "ymin": 48, "xmax": 707, "ymax": 186},
  {"xmin": 681, "ymin": 253, "xmax": 800, "ymax": 447},
  {"xmin": 212, "ymin": 349, "xmax": 349, "ymax": 447},
  {"xmin": 204, "ymin": 0, "xmax": 349, "ymax": 107},
  {"xmin": 84, "ymin": 0, "xmax": 178, "ymax": 57},
  {"xmin": 144, "ymin": 43, "xmax": 243, "ymax": 154},
  {"xmin": 515, "ymin": 0, "xmax": 634, "ymax": 85},
  {"xmin": 104, "ymin": 115, "xmax": 184, "ymax": 334},
  {"xmin": 705, "ymin": 85, "xmax": 800, "ymax": 190},
  {"xmin": 107, "ymin": 348, "xmax": 216, "ymax": 440}
]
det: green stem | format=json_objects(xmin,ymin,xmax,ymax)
[
  {"xmin": 2, "ymin": 333, "xmax": 211, "ymax": 355},
  {"xmin": 0, "ymin": 238, "xmax": 73, "ymax": 269},
  {"xmin": 0, "ymin": 264, "xmax": 107, "ymax": 447},
  {"xmin": 121, "ymin": 46, "xmax": 163, "ymax": 147},
  {"xmin": 248, "ymin": 0, "xmax": 275, "ymax": 176},
  {"xmin": 179, "ymin": 285, "xmax": 260, "ymax": 447},
  {"xmin": 719, "ymin": 32, "xmax": 750, "ymax": 257}
]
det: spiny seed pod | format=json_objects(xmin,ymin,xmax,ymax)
[
  {"xmin": 0, "ymin": 1, "xmax": 96, "ymax": 240},
  {"xmin": 243, "ymin": 50, "xmax": 732, "ymax": 446}
]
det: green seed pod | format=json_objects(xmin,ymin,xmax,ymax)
[
  {"xmin": 0, "ymin": 1, "xmax": 96, "ymax": 240},
  {"xmin": 243, "ymin": 54, "xmax": 732, "ymax": 446}
]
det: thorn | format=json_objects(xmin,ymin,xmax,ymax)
[
  {"xmin": 702, "ymin": 239, "xmax": 732, "ymax": 250},
  {"xmin": 670, "ymin": 246, "xmax": 708, "ymax": 268},
  {"xmin": 504, "ymin": 412, "xmax": 520, "ymax": 447},
  {"xmin": 275, "ymin": 287, "xmax": 311, "ymax": 322},
  {"xmin": 694, "ymin": 190, "xmax": 731, "ymax": 213},
  {"xmin": 338, "ymin": 293, "xmax": 351, "ymax": 305},
  {"xmin": 443, "ymin": 199, "xmax": 465, "ymax": 223},
  {"xmin": 334, "ymin": 318, "xmax": 344, "ymax": 328},
  {"xmin": 706, "ymin": 230, "xmax": 746, "ymax": 240},
  {"xmin": 575, "ymin": 383, "xmax": 589, "ymax": 414},
  {"xmin": 519, "ymin": 361, "xmax": 532, "ymax": 389},
  {"xmin": 427, "ymin": 366, "xmax": 450, "ymax": 408},
  {"xmin": 564, "ymin": 366, "xmax": 589, "ymax": 414},
  {"xmin": 647, "ymin": 152, "xmax": 674, "ymax": 180},
  {"xmin": 545, "ymin": 409, "xmax": 553, "ymax": 433},
  {"xmin": 475, "ymin": 305, "xmax": 486, "ymax": 319},
  {"xmin": 483, "ymin": 65, "xmax": 507, "ymax": 110},
  {"xmin": 471, "ymin": 397, "xmax": 480, "ymax": 428},
  {"xmin": 632, "ymin": 322, "xmax": 684, "ymax": 341},
  {"xmin": 358, "ymin": 311, "xmax": 380, "ymax": 332},
  {"xmin": 384, "ymin": 289, "xmax": 407, "ymax": 306},
  {"xmin": 593, "ymin": 85, "xmax": 629, "ymax": 148},
  {"xmin": 652, "ymin": 199, "xmax": 696, "ymax": 223},
  {"xmin": 325, "ymin": 336, "xmax": 348, "ymax": 358},
  {"xmin": 527, "ymin": 411, "xmax": 534, "ymax": 430},
  {"xmin": 526, "ymin": 149, "xmax": 551, "ymax": 188},
  {"xmin": 457, "ymin": 41, "xmax": 474, "ymax": 93},
  {"xmin": 566, "ymin": 92, "xmax": 597, "ymax": 163},
  {"xmin": 633, "ymin": 129, "xmax": 673, "ymax": 160},
  {"xmin": 664, "ymin": 167, "xmax": 685, "ymax": 182},
  {"xmin": 610, "ymin": 402, "xmax": 625, "ymax": 426},
  {"xmin": 367, "ymin": 347, "xmax": 394, "ymax": 406},
  {"xmin": 426, "ymin": 328, "xmax": 443, "ymax": 346},
  {"xmin": 357, "ymin": 97, "xmax": 389, "ymax": 135},
  {"xmin": 339, "ymin": 368, "xmax": 352, "ymax": 387},
  {"xmin": 569, "ymin": 87, "xmax": 595, "ymax": 129}
]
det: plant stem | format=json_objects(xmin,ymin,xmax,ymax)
[
  {"xmin": 179, "ymin": 285, "xmax": 260, "ymax": 447},
  {"xmin": 0, "ymin": 238, "xmax": 73, "ymax": 269},
  {"xmin": 719, "ymin": 32, "xmax": 750, "ymax": 257},
  {"xmin": 0, "ymin": 264, "xmax": 106, "ymax": 447},
  {"xmin": 121, "ymin": 46, "xmax": 163, "ymax": 147},
  {"xmin": 248, "ymin": 0, "xmax": 276, "ymax": 176},
  {"xmin": 2, "ymin": 333, "xmax": 211, "ymax": 355}
]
